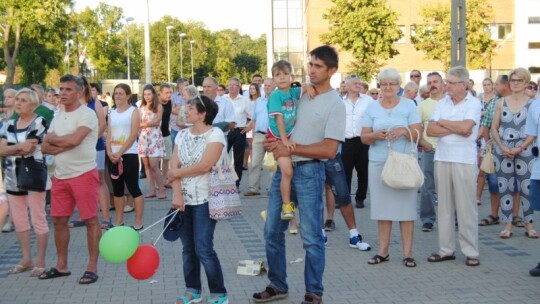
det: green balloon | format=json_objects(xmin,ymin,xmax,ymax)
[{"xmin": 99, "ymin": 226, "xmax": 140, "ymax": 263}]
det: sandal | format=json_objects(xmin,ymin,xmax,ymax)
[
  {"xmin": 68, "ymin": 220, "xmax": 85, "ymax": 228},
  {"xmin": 252, "ymin": 285, "xmax": 288, "ymax": 303},
  {"xmin": 38, "ymin": 267, "xmax": 71, "ymax": 280},
  {"xmin": 427, "ymin": 253, "xmax": 456, "ymax": 262},
  {"xmin": 499, "ymin": 229, "xmax": 513, "ymax": 239},
  {"xmin": 144, "ymin": 193, "xmax": 157, "ymax": 198},
  {"xmin": 29, "ymin": 267, "xmax": 45, "ymax": 277},
  {"xmin": 479, "ymin": 215, "xmax": 499, "ymax": 226},
  {"xmin": 78, "ymin": 271, "xmax": 98, "ymax": 284},
  {"xmin": 512, "ymin": 216, "xmax": 525, "ymax": 227},
  {"xmin": 176, "ymin": 291, "xmax": 202, "ymax": 304},
  {"xmin": 525, "ymin": 229, "xmax": 540, "ymax": 239},
  {"xmin": 8, "ymin": 264, "xmax": 33, "ymax": 274},
  {"xmin": 466, "ymin": 257, "xmax": 480, "ymax": 267},
  {"xmin": 157, "ymin": 192, "xmax": 167, "ymax": 200},
  {"xmin": 403, "ymin": 257, "xmax": 417, "ymax": 268},
  {"xmin": 368, "ymin": 254, "xmax": 390, "ymax": 265},
  {"xmin": 100, "ymin": 220, "xmax": 113, "ymax": 229}
]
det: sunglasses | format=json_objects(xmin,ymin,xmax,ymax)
[
  {"xmin": 527, "ymin": 86, "xmax": 538, "ymax": 91},
  {"xmin": 410, "ymin": 74, "xmax": 421, "ymax": 78},
  {"xmin": 188, "ymin": 95, "xmax": 206, "ymax": 111}
]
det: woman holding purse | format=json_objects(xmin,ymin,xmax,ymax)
[
  {"xmin": 361, "ymin": 68, "xmax": 422, "ymax": 268},
  {"xmin": 168, "ymin": 95, "xmax": 229, "ymax": 304},
  {"xmin": 0, "ymin": 88, "xmax": 49, "ymax": 277}
]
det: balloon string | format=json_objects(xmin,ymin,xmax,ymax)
[
  {"xmin": 153, "ymin": 209, "xmax": 179, "ymax": 246},
  {"xmin": 139, "ymin": 209, "xmax": 179, "ymax": 234}
]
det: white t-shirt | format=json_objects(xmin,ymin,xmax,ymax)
[
  {"xmin": 109, "ymin": 106, "xmax": 138, "ymax": 155},
  {"xmin": 430, "ymin": 93, "xmax": 482, "ymax": 165},
  {"xmin": 175, "ymin": 127, "xmax": 226, "ymax": 205},
  {"xmin": 49, "ymin": 105, "xmax": 98, "ymax": 179},
  {"xmin": 224, "ymin": 94, "xmax": 252, "ymax": 128}
]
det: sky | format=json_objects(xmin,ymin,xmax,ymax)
[{"xmin": 74, "ymin": 0, "xmax": 269, "ymax": 38}]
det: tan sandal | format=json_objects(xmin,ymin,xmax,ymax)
[
  {"xmin": 525, "ymin": 229, "xmax": 539, "ymax": 239},
  {"xmin": 29, "ymin": 267, "xmax": 45, "ymax": 277},
  {"xmin": 8, "ymin": 264, "xmax": 33, "ymax": 274},
  {"xmin": 499, "ymin": 229, "xmax": 513, "ymax": 239}
]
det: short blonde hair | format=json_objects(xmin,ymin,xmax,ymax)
[
  {"xmin": 15, "ymin": 88, "xmax": 40, "ymax": 106},
  {"xmin": 510, "ymin": 67, "xmax": 531, "ymax": 83}
]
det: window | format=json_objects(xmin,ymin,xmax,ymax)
[
  {"xmin": 287, "ymin": 0, "xmax": 302, "ymax": 28},
  {"xmin": 410, "ymin": 25, "xmax": 417, "ymax": 38},
  {"xmin": 529, "ymin": 42, "xmax": 540, "ymax": 49},
  {"xmin": 273, "ymin": 0, "xmax": 287, "ymax": 28},
  {"xmin": 489, "ymin": 24, "xmax": 512, "ymax": 41},
  {"xmin": 395, "ymin": 25, "xmax": 406, "ymax": 43},
  {"xmin": 529, "ymin": 17, "xmax": 540, "ymax": 24}
]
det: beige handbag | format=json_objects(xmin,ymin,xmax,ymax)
[
  {"xmin": 381, "ymin": 126, "xmax": 424, "ymax": 190},
  {"xmin": 480, "ymin": 139, "xmax": 495, "ymax": 174}
]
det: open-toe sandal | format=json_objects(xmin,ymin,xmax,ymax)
[
  {"xmin": 368, "ymin": 254, "xmax": 389, "ymax": 265},
  {"xmin": 499, "ymin": 229, "xmax": 513, "ymax": 239},
  {"xmin": 466, "ymin": 257, "xmax": 480, "ymax": 267},
  {"xmin": 512, "ymin": 216, "xmax": 525, "ymax": 227},
  {"xmin": 8, "ymin": 264, "xmax": 33, "ymax": 274},
  {"xmin": 78, "ymin": 271, "xmax": 98, "ymax": 284},
  {"xmin": 479, "ymin": 215, "xmax": 499, "ymax": 226},
  {"xmin": 427, "ymin": 253, "xmax": 456, "ymax": 262},
  {"xmin": 525, "ymin": 229, "xmax": 539, "ymax": 239},
  {"xmin": 252, "ymin": 285, "xmax": 288, "ymax": 303},
  {"xmin": 29, "ymin": 267, "xmax": 45, "ymax": 277},
  {"xmin": 403, "ymin": 257, "xmax": 417, "ymax": 268},
  {"xmin": 38, "ymin": 267, "xmax": 71, "ymax": 280}
]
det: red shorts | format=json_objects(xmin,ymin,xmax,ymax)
[{"xmin": 51, "ymin": 169, "xmax": 99, "ymax": 220}]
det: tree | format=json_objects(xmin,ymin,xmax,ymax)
[
  {"xmin": 0, "ymin": 0, "xmax": 72, "ymax": 88},
  {"xmin": 73, "ymin": 3, "xmax": 125, "ymax": 76},
  {"xmin": 410, "ymin": 0, "xmax": 495, "ymax": 70},
  {"xmin": 321, "ymin": 0, "xmax": 403, "ymax": 80}
]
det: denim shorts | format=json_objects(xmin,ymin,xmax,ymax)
[
  {"xmin": 324, "ymin": 153, "xmax": 351, "ymax": 207},
  {"xmin": 486, "ymin": 173, "xmax": 499, "ymax": 194}
]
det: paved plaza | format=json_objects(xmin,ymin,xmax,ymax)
[{"xmin": 0, "ymin": 169, "xmax": 539, "ymax": 304}]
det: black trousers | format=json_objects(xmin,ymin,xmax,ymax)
[
  {"xmin": 227, "ymin": 128, "xmax": 246, "ymax": 187},
  {"xmin": 341, "ymin": 137, "xmax": 369, "ymax": 202}
]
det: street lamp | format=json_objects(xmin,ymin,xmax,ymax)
[
  {"xmin": 166, "ymin": 25, "xmax": 174, "ymax": 83},
  {"xmin": 144, "ymin": 0, "xmax": 151, "ymax": 83},
  {"xmin": 190, "ymin": 40, "xmax": 195, "ymax": 85},
  {"xmin": 179, "ymin": 33, "xmax": 187, "ymax": 78},
  {"xmin": 125, "ymin": 17, "xmax": 134, "ymax": 80}
]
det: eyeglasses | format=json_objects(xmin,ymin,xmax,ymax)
[
  {"xmin": 527, "ymin": 86, "xmax": 538, "ymax": 91},
  {"xmin": 510, "ymin": 78, "xmax": 525, "ymax": 84},
  {"xmin": 380, "ymin": 83, "xmax": 399, "ymax": 88},
  {"xmin": 369, "ymin": 92, "xmax": 378, "ymax": 95},
  {"xmin": 410, "ymin": 74, "xmax": 421, "ymax": 78}
]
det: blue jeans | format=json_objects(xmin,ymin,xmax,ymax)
[
  {"xmin": 264, "ymin": 161, "xmax": 325, "ymax": 296},
  {"xmin": 420, "ymin": 151, "xmax": 436, "ymax": 224},
  {"xmin": 486, "ymin": 173, "xmax": 498, "ymax": 193},
  {"xmin": 324, "ymin": 153, "xmax": 352, "ymax": 207},
  {"xmin": 179, "ymin": 203, "xmax": 227, "ymax": 297},
  {"xmin": 530, "ymin": 179, "xmax": 540, "ymax": 211}
]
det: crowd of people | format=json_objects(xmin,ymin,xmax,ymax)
[{"xmin": 1, "ymin": 43, "xmax": 540, "ymax": 304}]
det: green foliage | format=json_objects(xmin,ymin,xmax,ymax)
[
  {"xmin": 410, "ymin": 0, "xmax": 495, "ymax": 70},
  {"xmin": 321, "ymin": 0, "xmax": 403, "ymax": 80},
  {"xmin": 0, "ymin": 0, "xmax": 72, "ymax": 87}
]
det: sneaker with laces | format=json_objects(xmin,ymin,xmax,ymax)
[
  {"xmin": 350, "ymin": 234, "xmax": 371, "ymax": 251},
  {"xmin": 176, "ymin": 291, "xmax": 202, "ymax": 304},
  {"xmin": 323, "ymin": 219, "xmax": 335, "ymax": 231},
  {"xmin": 206, "ymin": 295, "xmax": 228, "ymax": 304},
  {"xmin": 281, "ymin": 202, "xmax": 295, "ymax": 220}
]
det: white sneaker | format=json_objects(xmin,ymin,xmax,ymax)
[
  {"xmin": 349, "ymin": 234, "xmax": 371, "ymax": 251},
  {"xmin": 2, "ymin": 222, "xmax": 14, "ymax": 233},
  {"xmin": 123, "ymin": 205, "xmax": 135, "ymax": 213}
]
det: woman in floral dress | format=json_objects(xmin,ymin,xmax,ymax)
[{"xmin": 139, "ymin": 84, "xmax": 166, "ymax": 199}]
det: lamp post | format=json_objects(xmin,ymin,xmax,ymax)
[
  {"xmin": 190, "ymin": 40, "xmax": 195, "ymax": 85},
  {"xmin": 179, "ymin": 33, "xmax": 187, "ymax": 78},
  {"xmin": 166, "ymin": 25, "xmax": 174, "ymax": 83},
  {"xmin": 144, "ymin": 0, "xmax": 151, "ymax": 83},
  {"xmin": 125, "ymin": 17, "xmax": 134, "ymax": 80}
]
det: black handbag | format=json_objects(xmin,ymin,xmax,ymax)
[{"xmin": 15, "ymin": 156, "xmax": 47, "ymax": 192}]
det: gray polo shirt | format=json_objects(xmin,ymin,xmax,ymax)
[{"xmin": 290, "ymin": 89, "xmax": 345, "ymax": 162}]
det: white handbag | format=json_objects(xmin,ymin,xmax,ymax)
[{"xmin": 380, "ymin": 126, "xmax": 425, "ymax": 190}]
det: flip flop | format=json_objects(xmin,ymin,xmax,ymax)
[
  {"xmin": 8, "ymin": 264, "xmax": 33, "ymax": 274},
  {"xmin": 144, "ymin": 193, "xmax": 156, "ymax": 198},
  {"xmin": 78, "ymin": 271, "xmax": 98, "ymax": 284},
  {"xmin": 29, "ymin": 267, "xmax": 45, "ymax": 277},
  {"xmin": 427, "ymin": 253, "xmax": 456, "ymax": 262},
  {"xmin": 38, "ymin": 267, "xmax": 71, "ymax": 280}
]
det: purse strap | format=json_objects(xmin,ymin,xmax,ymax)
[
  {"xmin": 485, "ymin": 138, "xmax": 494, "ymax": 154},
  {"xmin": 385, "ymin": 125, "xmax": 420, "ymax": 155}
]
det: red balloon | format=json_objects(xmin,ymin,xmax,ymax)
[{"xmin": 127, "ymin": 244, "xmax": 160, "ymax": 280}]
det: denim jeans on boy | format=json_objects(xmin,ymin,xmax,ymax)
[
  {"xmin": 179, "ymin": 203, "xmax": 227, "ymax": 297},
  {"xmin": 264, "ymin": 161, "xmax": 325, "ymax": 296}
]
